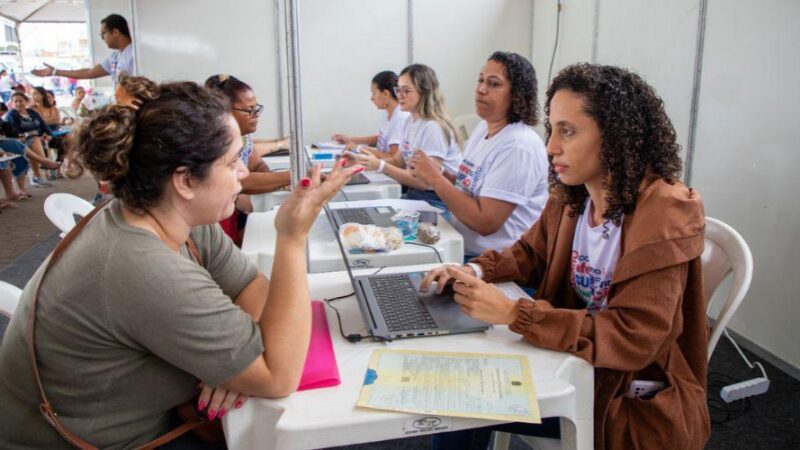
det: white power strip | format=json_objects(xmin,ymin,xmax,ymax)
[{"xmin": 720, "ymin": 377, "xmax": 770, "ymax": 403}]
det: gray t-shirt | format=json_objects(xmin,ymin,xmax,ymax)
[{"xmin": 0, "ymin": 200, "xmax": 262, "ymax": 449}]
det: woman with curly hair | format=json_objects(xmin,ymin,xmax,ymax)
[
  {"xmin": 0, "ymin": 78, "xmax": 364, "ymax": 448},
  {"xmin": 424, "ymin": 63, "xmax": 709, "ymax": 449},
  {"xmin": 410, "ymin": 51, "xmax": 549, "ymax": 256}
]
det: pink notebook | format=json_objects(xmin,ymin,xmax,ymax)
[{"xmin": 297, "ymin": 301, "xmax": 341, "ymax": 391}]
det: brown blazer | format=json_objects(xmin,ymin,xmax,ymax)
[{"xmin": 472, "ymin": 174, "xmax": 710, "ymax": 449}]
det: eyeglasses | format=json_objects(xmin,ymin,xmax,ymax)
[
  {"xmin": 232, "ymin": 104, "xmax": 264, "ymax": 118},
  {"xmin": 393, "ymin": 86, "xmax": 417, "ymax": 97}
]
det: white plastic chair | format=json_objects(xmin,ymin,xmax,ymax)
[
  {"xmin": 702, "ymin": 217, "xmax": 753, "ymax": 360},
  {"xmin": 0, "ymin": 280, "xmax": 22, "ymax": 318},
  {"xmin": 453, "ymin": 114, "xmax": 481, "ymax": 142},
  {"xmin": 43, "ymin": 193, "xmax": 94, "ymax": 238},
  {"xmin": 493, "ymin": 217, "xmax": 754, "ymax": 450}
]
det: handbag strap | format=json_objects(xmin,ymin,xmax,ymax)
[{"xmin": 25, "ymin": 204, "xmax": 207, "ymax": 449}]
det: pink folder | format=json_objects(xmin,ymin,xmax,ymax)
[{"xmin": 297, "ymin": 301, "xmax": 341, "ymax": 391}]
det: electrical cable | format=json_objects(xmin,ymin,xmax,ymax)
[
  {"xmin": 323, "ymin": 267, "xmax": 390, "ymax": 343},
  {"xmin": 547, "ymin": 0, "xmax": 563, "ymax": 86},
  {"xmin": 405, "ymin": 241, "xmax": 444, "ymax": 264},
  {"xmin": 724, "ymin": 329, "xmax": 769, "ymax": 379}
]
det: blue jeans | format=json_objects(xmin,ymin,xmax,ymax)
[
  {"xmin": 0, "ymin": 140, "xmax": 29, "ymax": 178},
  {"xmin": 432, "ymin": 418, "xmax": 561, "ymax": 450}
]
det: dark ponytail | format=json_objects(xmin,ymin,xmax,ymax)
[{"xmin": 371, "ymin": 71, "xmax": 399, "ymax": 100}]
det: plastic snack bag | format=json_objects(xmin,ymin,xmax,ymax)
[{"xmin": 339, "ymin": 223, "xmax": 404, "ymax": 253}]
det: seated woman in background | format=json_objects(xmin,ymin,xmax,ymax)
[
  {"xmin": 71, "ymin": 86, "xmax": 93, "ymax": 116},
  {"xmin": 410, "ymin": 52, "xmax": 549, "ymax": 257},
  {"xmin": 205, "ymin": 74, "xmax": 292, "ymax": 197},
  {"xmin": 423, "ymin": 63, "xmax": 710, "ymax": 450},
  {"xmin": 0, "ymin": 79, "xmax": 363, "ymax": 448},
  {"xmin": 32, "ymin": 86, "xmax": 61, "ymax": 127},
  {"xmin": 6, "ymin": 92, "xmax": 60, "ymax": 186},
  {"xmin": 206, "ymin": 74, "xmax": 293, "ymax": 243},
  {"xmin": 345, "ymin": 64, "xmax": 462, "ymax": 211},
  {"xmin": 331, "ymin": 70, "xmax": 410, "ymax": 162}
]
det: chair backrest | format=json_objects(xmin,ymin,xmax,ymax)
[
  {"xmin": 702, "ymin": 217, "xmax": 753, "ymax": 360},
  {"xmin": 43, "ymin": 193, "xmax": 94, "ymax": 237},
  {"xmin": 0, "ymin": 280, "xmax": 22, "ymax": 318},
  {"xmin": 452, "ymin": 114, "xmax": 481, "ymax": 143}
]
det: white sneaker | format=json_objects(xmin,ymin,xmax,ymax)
[{"xmin": 32, "ymin": 177, "xmax": 53, "ymax": 187}]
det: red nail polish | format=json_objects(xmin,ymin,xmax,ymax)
[
  {"xmin": 339, "ymin": 158, "xmax": 347, "ymax": 167},
  {"xmin": 218, "ymin": 409, "xmax": 226, "ymax": 419},
  {"xmin": 197, "ymin": 399, "xmax": 207, "ymax": 411},
  {"xmin": 354, "ymin": 167, "xmax": 366, "ymax": 174},
  {"xmin": 208, "ymin": 409, "xmax": 217, "ymax": 420},
  {"xmin": 300, "ymin": 178, "xmax": 311, "ymax": 187},
  {"xmin": 235, "ymin": 400, "xmax": 243, "ymax": 409}
]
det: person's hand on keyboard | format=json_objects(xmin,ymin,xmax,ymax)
[
  {"xmin": 445, "ymin": 266, "xmax": 518, "ymax": 325},
  {"xmin": 419, "ymin": 264, "xmax": 477, "ymax": 294}
]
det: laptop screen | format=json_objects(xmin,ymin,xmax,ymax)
[{"xmin": 322, "ymin": 204, "xmax": 357, "ymax": 282}]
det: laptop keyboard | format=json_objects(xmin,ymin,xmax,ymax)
[
  {"xmin": 336, "ymin": 208, "xmax": 373, "ymax": 224},
  {"xmin": 369, "ymin": 274, "xmax": 437, "ymax": 332}
]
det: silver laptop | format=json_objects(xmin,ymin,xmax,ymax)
[{"xmin": 323, "ymin": 204, "xmax": 489, "ymax": 341}]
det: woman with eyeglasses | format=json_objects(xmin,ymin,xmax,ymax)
[
  {"xmin": 345, "ymin": 64, "xmax": 462, "ymax": 211},
  {"xmin": 206, "ymin": 74, "xmax": 293, "ymax": 242},
  {"xmin": 331, "ymin": 70, "xmax": 410, "ymax": 163},
  {"xmin": 409, "ymin": 52, "xmax": 549, "ymax": 257}
]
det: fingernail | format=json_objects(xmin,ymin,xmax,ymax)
[
  {"xmin": 218, "ymin": 409, "xmax": 227, "ymax": 419},
  {"xmin": 354, "ymin": 167, "xmax": 366, "ymax": 174},
  {"xmin": 235, "ymin": 400, "xmax": 243, "ymax": 409},
  {"xmin": 208, "ymin": 409, "xmax": 217, "ymax": 421},
  {"xmin": 339, "ymin": 158, "xmax": 347, "ymax": 167},
  {"xmin": 197, "ymin": 399, "xmax": 207, "ymax": 411},
  {"xmin": 300, "ymin": 178, "xmax": 311, "ymax": 187}
]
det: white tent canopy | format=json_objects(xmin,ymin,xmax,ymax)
[{"xmin": 0, "ymin": 0, "xmax": 85, "ymax": 24}]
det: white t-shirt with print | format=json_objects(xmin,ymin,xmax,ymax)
[
  {"xmin": 570, "ymin": 198, "xmax": 623, "ymax": 313},
  {"xmin": 400, "ymin": 117, "xmax": 462, "ymax": 174},
  {"xmin": 450, "ymin": 120, "xmax": 549, "ymax": 255},
  {"xmin": 100, "ymin": 43, "xmax": 136, "ymax": 90},
  {"xmin": 376, "ymin": 106, "xmax": 410, "ymax": 152}
]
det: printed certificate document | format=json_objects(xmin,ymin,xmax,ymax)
[{"xmin": 357, "ymin": 349, "xmax": 540, "ymax": 423}]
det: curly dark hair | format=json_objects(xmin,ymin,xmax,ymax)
[
  {"xmin": 488, "ymin": 51, "xmax": 539, "ymax": 126},
  {"xmin": 544, "ymin": 63, "xmax": 683, "ymax": 225},
  {"xmin": 71, "ymin": 80, "xmax": 233, "ymax": 211}
]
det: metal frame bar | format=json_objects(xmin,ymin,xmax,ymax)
[
  {"xmin": 684, "ymin": 0, "xmax": 708, "ymax": 186},
  {"xmin": 283, "ymin": 0, "xmax": 305, "ymax": 188}
]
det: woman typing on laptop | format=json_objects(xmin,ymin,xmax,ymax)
[
  {"xmin": 331, "ymin": 70, "xmax": 410, "ymax": 162},
  {"xmin": 422, "ymin": 64, "xmax": 710, "ymax": 449},
  {"xmin": 408, "ymin": 52, "xmax": 549, "ymax": 258},
  {"xmin": 0, "ymin": 78, "xmax": 363, "ymax": 448},
  {"xmin": 344, "ymin": 64, "xmax": 462, "ymax": 211}
]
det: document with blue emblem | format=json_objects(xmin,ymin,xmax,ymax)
[{"xmin": 357, "ymin": 349, "xmax": 540, "ymax": 423}]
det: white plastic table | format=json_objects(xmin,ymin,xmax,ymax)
[
  {"xmin": 249, "ymin": 171, "xmax": 402, "ymax": 213},
  {"xmin": 222, "ymin": 263, "xmax": 594, "ymax": 450},
  {"xmin": 241, "ymin": 199, "xmax": 464, "ymax": 273}
]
